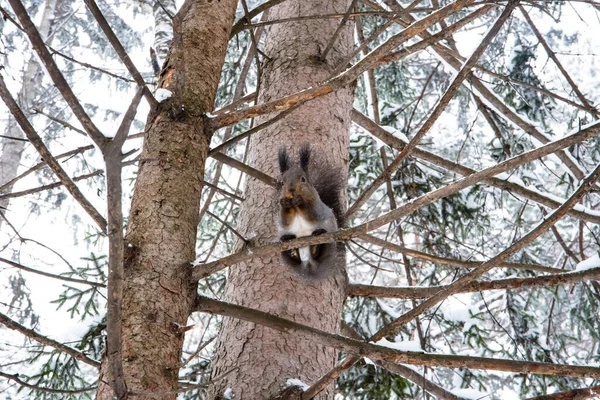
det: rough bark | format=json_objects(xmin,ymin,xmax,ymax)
[
  {"xmin": 94, "ymin": 1, "xmax": 237, "ymax": 399},
  {"xmin": 0, "ymin": 0, "xmax": 59, "ymax": 218},
  {"xmin": 208, "ymin": 1, "xmax": 354, "ymax": 399}
]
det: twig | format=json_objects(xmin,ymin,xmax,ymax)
[
  {"xmin": 209, "ymin": 0, "xmax": 476, "ymax": 130},
  {"xmin": 83, "ymin": 0, "xmax": 157, "ymax": 108},
  {"xmin": 201, "ymin": 180, "xmax": 244, "ymax": 203},
  {"xmin": 0, "ymin": 257, "xmax": 105, "ymax": 287},
  {"xmin": 194, "ymin": 294, "xmax": 600, "ymax": 378},
  {"xmin": 346, "ymin": 0, "xmax": 518, "ymax": 217},
  {"xmin": 211, "ymin": 152, "xmax": 278, "ymax": 187},
  {"xmin": 235, "ymin": 11, "xmax": 393, "ymax": 32},
  {"xmin": 320, "ymin": 0, "xmax": 358, "ymax": 61},
  {"xmin": 7, "ymin": 0, "xmax": 107, "ymax": 147},
  {"xmin": 519, "ymin": 6, "xmax": 597, "ymax": 115},
  {"xmin": 0, "ymin": 371, "xmax": 97, "ymax": 394},
  {"xmin": 230, "ymin": 0, "xmax": 289, "ymax": 38},
  {"xmin": 209, "ymin": 101, "xmax": 301, "ymax": 156},
  {"xmin": 0, "ymin": 312, "xmax": 101, "ymax": 367},
  {"xmin": 0, "ymin": 75, "xmax": 107, "ymax": 231},
  {"xmin": 49, "ymin": 46, "xmax": 138, "ymax": 83},
  {"xmin": 0, "ymin": 171, "xmax": 104, "ymax": 200},
  {"xmin": 358, "ymin": 229, "xmax": 561, "ymax": 274},
  {"xmin": 213, "ymin": 92, "xmax": 257, "ymax": 115},
  {"xmin": 206, "ymin": 211, "xmax": 248, "ymax": 244},
  {"xmin": 348, "ymin": 266, "xmax": 600, "ymax": 299},
  {"xmin": 351, "ymin": 109, "xmax": 600, "ymax": 224}
]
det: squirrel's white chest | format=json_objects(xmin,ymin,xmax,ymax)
[{"xmin": 287, "ymin": 214, "xmax": 317, "ymax": 237}]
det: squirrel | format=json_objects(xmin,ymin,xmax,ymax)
[{"xmin": 277, "ymin": 144, "xmax": 344, "ymax": 278}]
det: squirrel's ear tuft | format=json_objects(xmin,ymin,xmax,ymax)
[
  {"xmin": 299, "ymin": 144, "xmax": 311, "ymax": 172},
  {"xmin": 278, "ymin": 147, "xmax": 290, "ymax": 173}
]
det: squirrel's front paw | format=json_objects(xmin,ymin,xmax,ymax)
[
  {"xmin": 280, "ymin": 234, "xmax": 297, "ymax": 242},
  {"xmin": 291, "ymin": 195, "xmax": 304, "ymax": 207},
  {"xmin": 280, "ymin": 197, "xmax": 294, "ymax": 208},
  {"xmin": 312, "ymin": 229, "xmax": 327, "ymax": 236}
]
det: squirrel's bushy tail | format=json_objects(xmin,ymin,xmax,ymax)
[{"xmin": 310, "ymin": 160, "xmax": 345, "ymax": 227}]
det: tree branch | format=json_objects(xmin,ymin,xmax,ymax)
[
  {"xmin": 358, "ymin": 233, "xmax": 561, "ymax": 274},
  {"xmin": 370, "ymin": 159, "xmax": 600, "ymax": 342},
  {"xmin": 351, "ymin": 109, "xmax": 600, "ymax": 224},
  {"xmin": 346, "ymin": 0, "xmax": 518, "ymax": 217},
  {"xmin": 0, "ymin": 257, "xmax": 106, "ymax": 288},
  {"xmin": 83, "ymin": 0, "xmax": 157, "ymax": 108},
  {"xmin": 0, "ymin": 311, "xmax": 101, "ymax": 368},
  {"xmin": 194, "ymin": 295, "xmax": 600, "ymax": 378},
  {"xmin": 0, "ymin": 75, "xmax": 107, "ymax": 231},
  {"xmin": 524, "ymin": 385, "xmax": 600, "ymax": 400},
  {"xmin": 7, "ymin": 0, "xmax": 108, "ymax": 147},
  {"xmin": 0, "ymin": 171, "xmax": 104, "ymax": 200},
  {"xmin": 209, "ymin": 0, "xmax": 476, "ymax": 130},
  {"xmin": 348, "ymin": 266, "xmax": 600, "ymax": 299},
  {"xmin": 0, "ymin": 371, "xmax": 97, "ymax": 394}
]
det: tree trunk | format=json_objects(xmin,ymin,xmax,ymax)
[
  {"xmin": 0, "ymin": 0, "xmax": 59, "ymax": 218},
  {"xmin": 94, "ymin": 1, "xmax": 237, "ymax": 399},
  {"xmin": 209, "ymin": 1, "xmax": 354, "ymax": 399}
]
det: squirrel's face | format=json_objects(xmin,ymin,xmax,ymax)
[{"xmin": 281, "ymin": 168, "xmax": 315, "ymax": 199}]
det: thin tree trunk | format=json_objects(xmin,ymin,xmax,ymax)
[
  {"xmin": 94, "ymin": 1, "xmax": 237, "ymax": 399},
  {"xmin": 209, "ymin": 1, "xmax": 355, "ymax": 399},
  {"xmin": 0, "ymin": 0, "xmax": 59, "ymax": 218}
]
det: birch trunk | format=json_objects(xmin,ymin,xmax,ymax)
[
  {"xmin": 209, "ymin": 1, "xmax": 355, "ymax": 398},
  {"xmin": 94, "ymin": 1, "xmax": 237, "ymax": 399}
]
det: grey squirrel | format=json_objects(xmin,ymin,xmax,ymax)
[{"xmin": 277, "ymin": 144, "xmax": 344, "ymax": 277}]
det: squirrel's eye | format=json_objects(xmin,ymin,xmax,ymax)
[{"xmin": 301, "ymin": 176, "xmax": 306, "ymax": 182}]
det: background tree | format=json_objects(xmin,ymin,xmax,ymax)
[{"xmin": 0, "ymin": 1, "xmax": 599, "ymax": 400}]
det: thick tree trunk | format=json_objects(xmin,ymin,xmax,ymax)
[
  {"xmin": 209, "ymin": 1, "xmax": 354, "ymax": 399},
  {"xmin": 0, "ymin": 0, "xmax": 59, "ymax": 218},
  {"xmin": 95, "ymin": 1, "xmax": 237, "ymax": 399}
]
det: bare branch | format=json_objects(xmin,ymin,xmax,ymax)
[
  {"xmin": 0, "ymin": 371, "xmax": 97, "ymax": 394},
  {"xmin": 211, "ymin": 152, "xmax": 278, "ymax": 187},
  {"xmin": 320, "ymin": 0, "xmax": 359, "ymax": 61},
  {"xmin": 347, "ymin": 0, "xmax": 518, "ymax": 217},
  {"xmin": 0, "ymin": 257, "xmax": 106, "ymax": 288},
  {"xmin": 0, "ymin": 311, "xmax": 101, "ymax": 368},
  {"xmin": 305, "ymin": 324, "xmax": 463, "ymax": 400},
  {"xmin": 209, "ymin": 102, "xmax": 302, "ymax": 156},
  {"xmin": 230, "ymin": 0, "xmax": 289, "ymax": 38},
  {"xmin": 7, "ymin": 0, "xmax": 108, "ymax": 147},
  {"xmin": 348, "ymin": 266, "xmax": 600, "ymax": 299},
  {"xmin": 351, "ymin": 109, "xmax": 600, "ymax": 224},
  {"xmin": 209, "ymin": 0, "xmax": 476, "ymax": 130},
  {"xmin": 0, "ymin": 171, "xmax": 103, "ymax": 200},
  {"xmin": 370, "ymin": 159, "xmax": 600, "ymax": 342},
  {"xmin": 0, "ymin": 75, "xmax": 107, "ymax": 231},
  {"xmin": 112, "ymin": 87, "xmax": 145, "ymax": 152},
  {"xmin": 83, "ymin": 0, "xmax": 157, "ymax": 108},
  {"xmin": 358, "ymin": 233, "xmax": 562, "ymax": 274},
  {"xmin": 195, "ymin": 295, "xmax": 600, "ymax": 378}
]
